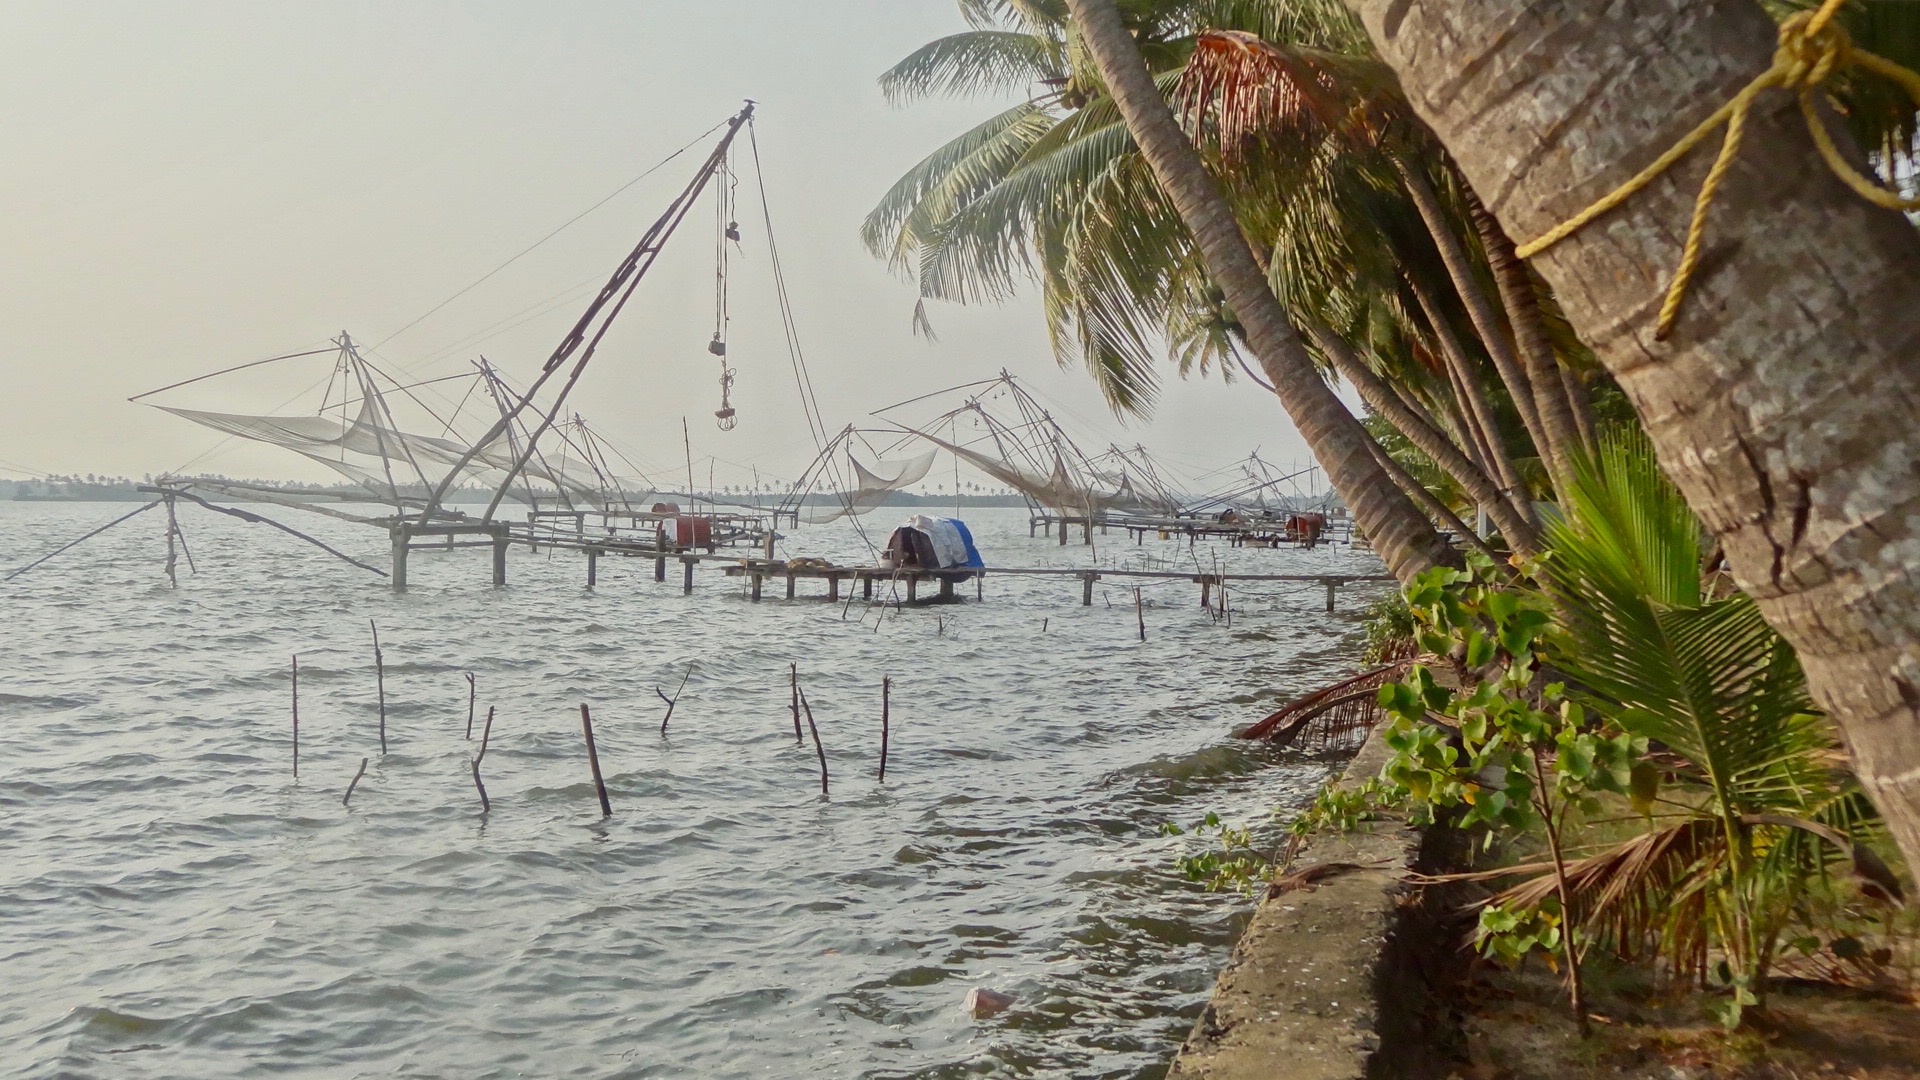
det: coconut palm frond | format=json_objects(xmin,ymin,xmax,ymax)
[
  {"xmin": 957, "ymin": 0, "xmax": 1069, "ymax": 34},
  {"xmin": 913, "ymin": 115, "xmax": 1137, "ymax": 305},
  {"xmin": 1545, "ymin": 433, "xmax": 1841, "ymax": 815},
  {"xmin": 879, "ymin": 30, "xmax": 1068, "ymax": 105},
  {"xmin": 1178, "ymin": 31, "xmax": 1401, "ymax": 158},
  {"xmin": 1493, "ymin": 818, "xmax": 1724, "ymax": 968},
  {"xmin": 1183, "ymin": 0, "xmax": 1371, "ymax": 51},
  {"xmin": 862, "ymin": 102, "xmax": 1057, "ymax": 268}
]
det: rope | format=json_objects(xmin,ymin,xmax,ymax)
[{"xmin": 1516, "ymin": 0, "xmax": 1920, "ymax": 341}]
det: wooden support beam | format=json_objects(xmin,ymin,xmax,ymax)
[
  {"xmin": 939, "ymin": 576, "xmax": 955, "ymax": 601},
  {"xmin": 492, "ymin": 534, "xmax": 507, "ymax": 586},
  {"xmin": 785, "ymin": 572, "xmax": 796, "ymax": 600},
  {"xmin": 586, "ymin": 548, "xmax": 598, "ymax": 588},
  {"xmin": 681, "ymin": 556, "xmax": 695, "ymax": 594},
  {"xmin": 751, "ymin": 572, "xmax": 762, "ymax": 601},
  {"xmin": 828, "ymin": 575, "xmax": 840, "ymax": 602},
  {"xmin": 1325, "ymin": 581, "xmax": 1337, "ymax": 613},
  {"xmin": 863, "ymin": 576, "xmax": 873, "ymax": 600},
  {"xmin": 1082, "ymin": 571, "xmax": 1096, "ymax": 606},
  {"xmin": 907, "ymin": 576, "xmax": 918, "ymax": 603},
  {"xmin": 391, "ymin": 526, "xmax": 409, "ymax": 589}
]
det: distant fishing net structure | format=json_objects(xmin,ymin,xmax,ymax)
[
  {"xmin": 781, "ymin": 427, "xmax": 937, "ymax": 525},
  {"xmin": 1235, "ymin": 661, "xmax": 1410, "ymax": 749},
  {"xmin": 138, "ymin": 337, "xmax": 658, "ymax": 519},
  {"xmin": 865, "ymin": 372, "xmax": 1190, "ymax": 521}
]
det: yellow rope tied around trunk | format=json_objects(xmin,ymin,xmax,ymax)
[{"xmin": 1516, "ymin": 0, "xmax": 1920, "ymax": 341}]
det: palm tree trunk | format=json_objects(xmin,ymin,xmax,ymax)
[
  {"xmin": 1409, "ymin": 275, "xmax": 1529, "ymax": 506},
  {"xmin": 1468, "ymin": 195, "xmax": 1592, "ymax": 482},
  {"xmin": 1064, "ymin": 0, "xmax": 1455, "ymax": 582},
  {"xmin": 1349, "ymin": 0, "xmax": 1920, "ymax": 870},
  {"xmin": 1558, "ymin": 362, "xmax": 1599, "ymax": 448},
  {"xmin": 1365, "ymin": 428, "xmax": 1503, "ymax": 565},
  {"xmin": 1305, "ymin": 320, "xmax": 1539, "ymax": 552},
  {"xmin": 1395, "ymin": 157, "xmax": 1553, "ymax": 467}
]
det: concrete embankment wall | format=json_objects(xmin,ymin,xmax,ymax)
[{"xmin": 1168, "ymin": 728, "xmax": 1456, "ymax": 1080}]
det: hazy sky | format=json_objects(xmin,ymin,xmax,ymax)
[{"xmin": 0, "ymin": 1, "xmax": 1326, "ymax": 493}]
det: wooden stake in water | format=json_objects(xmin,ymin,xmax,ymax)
[
  {"xmin": 1135, "ymin": 586, "xmax": 1145, "ymax": 642},
  {"xmin": 799, "ymin": 688, "xmax": 828, "ymax": 796},
  {"xmin": 879, "ymin": 677, "xmax": 890, "ymax": 783},
  {"xmin": 789, "ymin": 662, "xmax": 802, "ymax": 742},
  {"xmin": 471, "ymin": 706, "xmax": 494, "ymax": 813},
  {"xmin": 369, "ymin": 619, "xmax": 387, "ymax": 754},
  {"xmin": 342, "ymin": 757, "xmax": 369, "ymax": 807},
  {"xmin": 291, "ymin": 654, "xmax": 300, "ymax": 779},
  {"xmin": 464, "ymin": 672, "xmax": 476, "ymax": 739},
  {"xmin": 580, "ymin": 703, "xmax": 612, "ymax": 817}
]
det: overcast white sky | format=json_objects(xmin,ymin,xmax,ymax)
[{"xmin": 0, "ymin": 1, "xmax": 1324, "ymax": 492}]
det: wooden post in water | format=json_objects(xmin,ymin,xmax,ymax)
[
  {"xmin": 1199, "ymin": 577, "xmax": 1211, "ymax": 609},
  {"xmin": 390, "ymin": 524, "xmax": 410, "ymax": 589},
  {"xmin": 1324, "ymin": 580, "xmax": 1337, "ymax": 613},
  {"xmin": 163, "ymin": 495, "xmax": 179, "ymax": 587},
  {"xmin": 1135, "ymin": 587, "xmax": 1145, "ymax": 642},
  {"xmin": 291, "ymin": 654, "xmax": 299, "ymax": 779},
  {"xmin": 369, "ymin": 620, "xmax": 387, "ymax": 755},
  {"xmin": 586, "ymin": 548, "xmax": 598, "ymax": 588},
  {"xmin": 681, "ymin": 556, "xmax": 695, "ymax": 594},
  {"xmin": 492, "ymin": 532, "xmax": 508, "ymax": 585},
  {"xmin": 579, "ymin": 703, "xmax": 612, "ymax": 817},
  {"xmin": 1082, "ymin": 572, "xmax": 1095, "ymax": 607},
  {"xmin": 654, "ymin": 523, "xmax": 667, "ymax": 582},
  {"xmin": 464, "ymin": 672, "xmax": 476, "ymax": 739},
  {"xmin": 785, "ymin": 572, "xmax": 795, "ymax": 600},
  {"xmin": 879, "ymin": 676, "xmax": 890, "ymax": 783},
  {"xmin": 751, "ymin": 572, "xmax": 763, "ymax": 601}
]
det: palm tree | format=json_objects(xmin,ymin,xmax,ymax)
[
  {"xmin": 1345, "ymin": 0, "xmax": 1920, "ymax": 870},
  {"xmin": 870, "ymin": 1, "xmax": 1610, "ymax": 557},
  {"xmin": 1042, "ymin": 0, "xmax": 1457, "ymax": 579}
]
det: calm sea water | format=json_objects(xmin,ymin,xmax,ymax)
[{"xmin": 0, "ymin": 501, "xmax": 1387, "ymax": 1079}]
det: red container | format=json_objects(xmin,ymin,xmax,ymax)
[{"xmin": 668, "ymin": 515, "xmax": 712, "ymax": 548}]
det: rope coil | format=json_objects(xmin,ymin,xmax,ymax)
[{"xmin": 1516, "ymin": 0, "xmax": 1920, "ymax": 341}]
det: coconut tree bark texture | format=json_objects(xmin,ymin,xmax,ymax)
[
  {"xmin": 1347, "ymin": 0, "xmax": 1920, "ymax": 870},
  {"xmin": 1060, "ymin": 0, "xmax": 1458, "ymax": 583}
]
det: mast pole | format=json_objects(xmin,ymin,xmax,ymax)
[{"xmin": 415, "ymin": 101, "xmax": 755, "ymax": 525}]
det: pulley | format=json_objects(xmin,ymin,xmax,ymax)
[{"xmin": 708, "ymin": 334, "xmax": 726, "ymax": 357}]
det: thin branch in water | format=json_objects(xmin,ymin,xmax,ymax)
[
  {"xmin": 790, "ymin": 662, "xmax": 802, "ymax": 742},
  {"xmin": 370, "ymin": 620, "xmax": 387, "ymax": 755},
  {"xmin": 471, "ymin": 706, "xmax": 495, "ymax": 813},
  {"xmin": 656, "ymin": 662, "xmax": 694, "ymax": 735},
  {"xmin": 465, "ymin": 672, "xmax": 476, "ymax": 739},
  {"xmin": 343, "ymin": 757, "xmax": 369, "ymax": 807},
  {"xmin": 291, "ymin": 654, "xmax": 300, "ymax": 779},
  {"xmin": 879, "ymin": 676, "xmax": 890, "ymax": 783},
  {"xmin": 799, "ymin": 687, "xmax": 829, "ymax": 797}
]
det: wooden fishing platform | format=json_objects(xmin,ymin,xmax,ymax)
[{"xmin": 1028, "ymin": 511, "xmax": 1354, "ymax": 548}]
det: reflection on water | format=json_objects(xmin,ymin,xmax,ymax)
[{"xmin": 0, "ymin": 502, "xmax": 1387, "ymax": 1078}]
